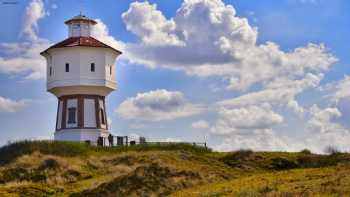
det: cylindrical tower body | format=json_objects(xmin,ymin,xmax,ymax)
[{"xmin": 41, "ymin": 14, "xmax": 122, "ymax": 143}]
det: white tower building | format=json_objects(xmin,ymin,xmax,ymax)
[{"xmin": 40, "ymin": 14, "xmax": 122, "ymax": 143}]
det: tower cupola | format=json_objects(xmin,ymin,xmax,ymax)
[{"xmin": 65, "ymin": 14, "xmax": 97, "ymax": 37}]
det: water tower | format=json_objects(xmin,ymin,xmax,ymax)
[{"xmin": 40, "ymin": 14, "xmax": 122, "ymax": 143}]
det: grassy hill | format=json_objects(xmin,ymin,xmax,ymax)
[{"xmin": 0, "ymin": 141, "xmax": 349, "ymax": 196}]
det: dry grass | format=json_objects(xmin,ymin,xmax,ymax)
[{"xmin": 0, "ymin": 141, "xmax": 350, "ymax": 196}]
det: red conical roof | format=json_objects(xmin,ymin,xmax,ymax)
[{"xmin": 40, "ymin": 36, "xmax": 122, "ymax": 55}]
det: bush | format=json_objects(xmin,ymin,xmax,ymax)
[
  {"xmin": 220, "ymin": 149, "xmax": 254, "ymax": 168},
  {"xmin": 0, "ymin": 140, "xmax": 91, "ymax": 165},
  {"xmin": 324, "ymin": 146, "xmax": 341, "ymax": 155},
  {"xmin": 270, "ymin": 157, "xmax": 299, "ymax": 170},
  {"xmin": 1, "ymin": 167, "xmax": 31, "ymax": 182},
  {"xmin": 297, "ymin": 155, "xmax": 324, "ymax": 168},
  {"xmin": 300, "ymin": 149, "xmax": 312, "ymax": 155},
  {"xmin": 296, "ymin": 153, "xmax": 347, "ymax": 168},
  {"xmin": 30, "ymin": 173, "xmax": 47, "ymax": 183},
  {"xmin": 38, "ymin": 159, "xmax": 60, "ymax": 170},
  {"xmin": 222, "ymin": 149, "xmax": 254, "ymax": 161}
]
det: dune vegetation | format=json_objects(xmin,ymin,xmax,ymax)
[{"xmin": 0, "ymin": 141, "xmax": 349, "ymax": 196}]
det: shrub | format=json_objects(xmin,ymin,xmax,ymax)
[
  {"xmin": 220, "ymin": 149, "xmax": 254, "ymax": 168},
  {"xmin": 296, "ymin": 153, "xmax": 347, "ymax": 168},
  {"xmin": 270, "ymin": 157, "xmax": 299, "ymax": 170},
  {"xmin": 297, "ymin": 155, "xmax": 324, "ymax": 168},
  {"xmin": 0, "ymin": 140, "xmax": 91, "ymax": 165},
  {"xmin": 222, "ymin": 149, "xmax": 254, "ymax": 161},
  {"xmin": 324, "ymin": 146, "xmax": 341, "ymax": 155},
  {"xmin": 300, "ymin": 149, "xmax": 312, "ymax": 155},
  {"xmin": 30, "ymin": 173, "xmax": 47, "ymax": 183},
  {"xmin": 63, "ymin": 169, "xmax": 82, "ymax": 183},
  {"xmin": 38, "ymin": 159, "xmax": 60, "ymax": 170},
  {"xmin": 1, "ymin": 167, "xmax": 31, "ymax": 182}
]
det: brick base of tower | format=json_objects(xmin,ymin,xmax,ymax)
[{"xmin": 54, "ymin": 94, "xmax": 110, "ymax": 144}]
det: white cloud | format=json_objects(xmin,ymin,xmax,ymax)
[
  {"xmin": 323, "ymin": 75, "xmax": 350, "ymax": 103},
  {"xmin": 211, "ymin": 105, "xmax": 283, "ymax": 136},
  {"xmin": 121, "ymin": 0, "xmax": 336, "ymax": 91},
  {"xmin": 304, "ymin": 105, "xmax": 350, "ymax": 153},
  {"xmin": 22, "ymin": 0, "xmax": 46, "ymax": 41},
  {"xmin": 91, "ymin": 19, "xmax": 125, "ymax": 52},
  {"xmin": 218, "ymin": 73, "xmax": 323, "ymax": 114},
  {"xmin": 211, "ymin": 104, "xmax": 350, "ymax": 153},
  {"xmin": 159, "ymin": 138, "xmax": 184, "ymax": 142},
  {"xmin": 122, "ymin": 2, "xmax": 183, "ymax": 46},
  {"xmin": 0, "ymin": 41, "xmax": 50, "ymax": 79},
  {"xmin": 116, "ymin": 89, "xmax": 204, "ymax": 121},
  {"xmin": 308, "ymin": 105, "xmax": 343, "ymax": 134},
  {"xmin": 192, "ymin": 120, "xmax": 209, "ymax": 129},
  {"xmin": 0, "ymin": 97, "xmax": 26, "ymax": 112},
  {"xmin": 0, "ymin": 0, "xmax": 50, "ymax": 80},
  {"xmin": 214, "ymin": 130, "xmax": 290, "ymax": 152}
]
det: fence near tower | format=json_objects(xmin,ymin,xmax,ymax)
[{"xmin": 97, "ymin": 135, "xmax": 208, "ymax": 150}]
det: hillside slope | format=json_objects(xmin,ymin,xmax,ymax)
[{"xmin": 0, "ymin": 141, "xmax": 349, "ymax": 197}]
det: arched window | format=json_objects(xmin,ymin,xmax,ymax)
[
  {"xmin": 100, "ymin": 108, "xmax": 105, "ymax": 124},
  {"xmin": 68, "ymin": 107, "xmax": 76, "ymax": 124}
]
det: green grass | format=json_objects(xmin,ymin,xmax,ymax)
[
  {"xmin": 0, "ymin": 140, "xmax": 211, "ymax": 165},
  {"xmin": 220, "ymin": 149, "xmax": 350, "ymax": 171}
]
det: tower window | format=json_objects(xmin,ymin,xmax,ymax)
[
  {"xmin": 68, "ymin": 107, "xmax": 76, "ymax": 124},
  {"xmin": 110, "ymin": 66, "xmax": 112, "ymax": 75},
  {"xmin": 65, "ymin": 63, "xmax": 69, "ymax": 72},
  {"xmin": 100, "ymin": 108, "xmax": 105, "ymax": 124},
  {"xmin": 91, "ymin": 63, "xmax": 95, "ymax": 72},
  {"xmin": 49, "ymin": 66, "xmax": 52, "ymax": 76}
]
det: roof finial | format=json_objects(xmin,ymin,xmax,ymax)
[{"xmin": 79, "ymin": 0, "xmax": 83, "ymax": 16}]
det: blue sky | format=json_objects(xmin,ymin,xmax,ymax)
[{"xmin": 1, "ymin": 0, "xmax": 350, "ymax": 153}]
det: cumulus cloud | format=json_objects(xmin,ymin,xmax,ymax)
[
  {"xmin": 91, "ymin": 19, "xmax": 125, "ymax": 52},
  {"xmin": 116, "ymin": 89, "xmax": 204, "ymax": 121},
  {"xmin": 304, "ymin": 105, "xmax": 350, "ymax": 153},
  {"xmin": 211, "ymin": 104, "xmax": 350, "ymax": 153},
  {"xmin": 122, "ymin": 2, "xmax": 183, "ymax": 46},
  {"xmin": 215, "ymin": 130, "xmax": 290, "ymax": 152},
  {"xmin": 121, "ymin": 0, "xmax": 336, "ymax": 91},
  {"xmin": 211, "ymin": 105, "xmax": 283, "ymax": 136},
  {"xmin": 323, "ymin": 75, "xmax": 350, "ymax": 103},
  {"xmin": 218, "ymin": 73, "xmax": 323, "ymax": 114},
  {"xmin": 0, "ymin": 97, "xmax": 27, "ymax": 112},
  {"xmin": 192, "ymin": 120, "xmax": 209, "ymax": 129},
  {"xmin": 21, "ymin": 0, "xmax": 46, "ymax": 41},
  {"xmin": 209, "ymin": 105, "xmax": 287, "ymax": 151},
  {"xmin": 0, "ymin": 0, "xmax": 50, "ymax": 80},
  {"xmin": 0, "ymin": 41, "xmax": 49, "ymax": 79},
  {"xmin": 308, "ymin": 105, "xmax": 344, "ymax": 134}
]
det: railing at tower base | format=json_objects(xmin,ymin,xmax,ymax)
[{"xmin": 88, "ymin": 135, "xmax": 207, "ymax": 150}]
